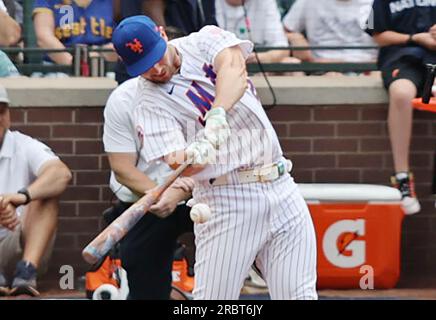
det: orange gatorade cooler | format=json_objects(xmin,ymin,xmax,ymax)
[{"xmin": 299, "ymin": 184, "xmax": 404, "ymax": 289}]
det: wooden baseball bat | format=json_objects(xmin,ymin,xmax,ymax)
[{"xmin": 82, "ymin": 162, "xmax": 190, "ymax": 265}]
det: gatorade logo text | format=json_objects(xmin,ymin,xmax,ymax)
[{"xmin": 323, "ymin": 219, "xmax": 366, "ymax": 268}]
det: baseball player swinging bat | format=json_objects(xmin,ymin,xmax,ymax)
[{"xmin": 82, "ymin": 161, "xmax": 191, "ymax": 265}]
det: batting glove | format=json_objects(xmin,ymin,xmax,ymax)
[
  {"xmin": 204, "ymin": 107, "xmax": 231, "ymax": 148},
  {"xmin": 186, "ymin": 138, "xmax": 216, "ymax": 165}
]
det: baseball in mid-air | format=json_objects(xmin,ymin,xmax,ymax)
[{"xmin": 190, "ymin": 203, "xmax": 212, "ymax": 224}]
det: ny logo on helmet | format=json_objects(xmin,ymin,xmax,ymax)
[{"xmin": 126, "ymin": 38, "xmax": 144, "ymax": 54}]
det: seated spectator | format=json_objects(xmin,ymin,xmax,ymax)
[
  {"xmin": 0, "ymin": 85, "xmax": 72, "ymax": 297},
  {"xmin": 283, "ymin": 0, "xmax": 377, "ymax": 65},
  {"xmin": 365, "ymin": 1, "xmax": 435, "ymax": 215},
  {"xmin": 32, "ymin": 0, "xmax": 118, "ymax": 65},
  {"xmin": 0, "ymin": 0, "xmax": 21, "ymax": 47},
  {"xmin": 215, "ymin": 0, "xmax": 291, "ymax": 64}
]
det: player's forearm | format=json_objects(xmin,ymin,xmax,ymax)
[
  {"xmin": 27, "ymin": 160, "xmax": 72, "ymax": 200},
  {"xmin": 167, "ymin": 186, "xmax": 192, "ymax": 203},
  {"xmin": 372, "ymin": 31, "xmax": 410, "ymax": 47},
  {"xmin": 213, "ymin": 66, "xmax": 247, "ymax": 110},
  {"xmin": 213, "ymin": 47, "xmax": 248, "ymax": 111},
  {"xmin": 0, "ymin": 11, "xmax": 21, "ymax": 46}
]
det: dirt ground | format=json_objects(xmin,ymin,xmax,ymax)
[
  {"xmin": 2, "ymin": 285, "xmax": 436, "ymax": 300},
  {"xmin": 241, "ymin": 286, "xmax": 436, "ymax": 300}
]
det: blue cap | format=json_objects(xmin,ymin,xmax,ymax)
[{"xmin": 112, "ymin": 15, "xmax": 167, "ymax": 77}]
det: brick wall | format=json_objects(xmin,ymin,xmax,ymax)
[{"xmin": 9, "ymin": 105, "xmax": 436, "ymax": 287}]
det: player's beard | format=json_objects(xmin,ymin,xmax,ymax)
[
  {"xmin": 160, "ymin": 45, "xmax": 182, "ymax": 82},
  {"xmin": 150, "ymin": 72, "xmax": 171, "ymax": 83},
  {"xmin": 142, "ymin": 46, "xmax": 181, "ymax": 83}
]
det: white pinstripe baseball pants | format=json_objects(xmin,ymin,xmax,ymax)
[{"xmin": 192, "ymin": 173, "xmax": 318, "ymax": 300}]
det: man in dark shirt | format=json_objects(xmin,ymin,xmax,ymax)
[{"xmin": 366, "ymin": 0, "xmax": 435, "ymax": 215}]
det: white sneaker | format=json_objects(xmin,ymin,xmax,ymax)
[
  {"xmin": 391, "ymin": 173, "xmax": 421, "ymax": 215},
  {"xmin": 402, "ymin": 196, "xmax": 421, "ymax": 215}
]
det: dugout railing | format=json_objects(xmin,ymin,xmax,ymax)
[{"xmin": 0, "ymin": 45, "xmax": 379, "ymax": 77}]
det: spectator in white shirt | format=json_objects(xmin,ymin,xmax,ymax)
[
  {"xmin": 283, "ymin": 0, "xmax": 377, "ymax": 64},
  {"xmin": 0, "ymin": 85, "xmax": 71, "ymax": 297},
  {"xmin": 215, "ymin": 0, "xmax": 291, "ymax": 64}
]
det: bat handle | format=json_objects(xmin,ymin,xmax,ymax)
[{"xmin": 162, "ymin": 162, "xmax": 190, "ymax": 189}]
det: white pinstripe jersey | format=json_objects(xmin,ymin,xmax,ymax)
[{"xmin": 134, "ymin": 26, "xmax": 283, "ymax": 181}]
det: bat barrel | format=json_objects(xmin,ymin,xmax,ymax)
[
  {"xmin": 81, "ymin": 161, "xmax": 190, "ymax": 265},
  {"xmin": 82, "ymin": 204, "xmax": 146, "ymax": 264},
  {"xmin": 82, "ymin": 247, "xmax": 101, "ymax": 265},
  {"xmin": 82, "ymin": 224, "xmax": 126, "ymax": 264}
]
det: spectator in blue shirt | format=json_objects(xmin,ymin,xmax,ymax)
[{"xmin": 33, "ymin": 0, "xmax": 118, "ymax": 65}]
